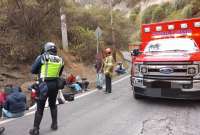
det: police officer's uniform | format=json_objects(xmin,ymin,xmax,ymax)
[{"xmin": 29, "ymin": 42, "xmax": 64, "ymax": 135}]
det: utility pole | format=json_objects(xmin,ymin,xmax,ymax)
[
  {"xmin": 60, "ymin": 4, "xmax": 69, "ymax": 52},
  {"xmin": 95, "ymin": 26, "xmax": 102, "ymax": 55},
  {"xmin": 110, "ymin": 0, "xmax": 116, "ymax": 62}
]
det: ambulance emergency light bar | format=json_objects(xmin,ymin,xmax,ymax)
[
  {"xmin": 181, "ymin": 23, "xmax": 188, "ymax": 29},
  {"xmin": 144, "ymin": 21, "xmax": 200, "ymax": 33},
  {"xmin": 168, "ymin": 25, "xmax": 174, "ymax": 30},
  {"xmin": 156, "ymin": 26, "xmax": 162, "ymax": 31},
  {"xmin": 194, "ymin": 22, "xmax": 200, "ymax": 27}
]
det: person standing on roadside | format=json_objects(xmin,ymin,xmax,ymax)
[
  {"xmin": 95, "ymin": 52, "xmax": 103, "ymax": 89},
  {"xmin": 103, "ymin": 48, "xmax": 114, "ymax": 94},
  {"xmin": 29, "ymin": 42, "xmax": 64, "ymax": 135}
]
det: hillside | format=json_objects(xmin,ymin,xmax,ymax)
[
  {"xmin": 1, "ymin": 0, "xmax": 200, "ymax": 89},
  {"xmin": 0, "ymin": 0, "xmax": 130, "ymax": 89},
  {"xmin": 129, "ymin": 0, "xmax": 200, "ymax": 45}
]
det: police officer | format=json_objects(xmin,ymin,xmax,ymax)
[{"xmin": 29, "ymin": 42, "xmax": 64, "ymax": 135}]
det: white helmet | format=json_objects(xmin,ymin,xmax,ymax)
[{"xmin": 44, "ymin": 42, "xmax": 57, "ymax": 54}]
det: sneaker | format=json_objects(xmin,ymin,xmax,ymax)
[{"xmin": 29, "ymin": 128, "xmax": 39, "ymax": 135}]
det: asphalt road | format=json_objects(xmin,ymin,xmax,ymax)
[
  {"xmin": 122, "ymin": 51, "xmax": 131, "ymax": 62},
  {"xmin": 1, "ymin": 75, "xmax": 200, "ymax": 135}
]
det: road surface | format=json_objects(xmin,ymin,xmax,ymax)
[
  {"xmin": 1, "ymin": 75, "xmax": 200, "ymax": 135},
  {"xmin": 122, "ymin": 51, "xmax": 131, "ymax": 62}
]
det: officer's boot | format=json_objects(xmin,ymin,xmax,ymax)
[
  {"xmin": 29, "ymin": 111, "xmax": 43, "ymax": 135},
  {"xmin": 29, "ymin": 127, "xmax": 39, "ymax": 135},
  {"xmin": 50, "ymin": 107, "xmax": 58, "ymax": 130}
]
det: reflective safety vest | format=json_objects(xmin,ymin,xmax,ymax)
[
  {"xmin": 40, "ymin": 54, "xmax": 64, "ymax": 79},
  {"xmin": 103, "ymin": 55, "xmax": 114, "ymax": 77}
]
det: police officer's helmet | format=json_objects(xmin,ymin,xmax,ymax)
[{"xmin": 44, "ymin": 42, "xmax": 57, "ymax": 54}]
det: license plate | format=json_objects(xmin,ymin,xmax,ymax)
[{"xmin": 151, "ymin": 81, "xmax": 171, "ymax": 88}]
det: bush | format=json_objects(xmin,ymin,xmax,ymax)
[
  {"xmin": 0, "ymin": 0, "xmax": 61, "ymax": 63},
  {"xmin": 130, "ymin": 12, "xmax": 138, "ymax": 23},
  {"xmin": 152, "ymin": 5, "xmax": 165, "ymax": 22},
  {"xmin": 165, "ymin": 10, "xmax": 184, "ymax": 21},
  {"xmin": 141, "ymin": 4, "xmax": 159, "ymax": 24},
  {"xmin": 130, "ymin": 6, "xmax": 140, "ymax": 23},
  {"xmin": 160, "ymin": 2, "xmax": 174, "ymax": 17},
  {"xmin": 172, "ymin": 0, "xmax": 190, "ymax": 10},
  {"xmin": 129, "ymin": 30, "xmax": 141, "ymax": 45},
  {"xmin": 190, "ymin": 0, "xmax": 200, "ymax": 17},
  {"xmin": 181, "ymin": 4, "xmax": 193, "ymax": 18},
  {"xmin": 1, "ymin": 0, "xmax": 131, "ymax": 64},
  {"xmin": 68, "ymin": 26, "xmax": 96, "ymax": 63}
]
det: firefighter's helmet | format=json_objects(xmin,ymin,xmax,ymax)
[{"xmin": 105, "ymin": 48, "xmax": 111, "ymax": 54}]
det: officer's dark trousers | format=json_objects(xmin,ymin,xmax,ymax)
[
  {"xmin": 105, "ymin": 74, "xmax": 112, "ymax": 93},
  {"xmin": 33, "ymin": 80, "xmax": 58, "ymax": 129}
]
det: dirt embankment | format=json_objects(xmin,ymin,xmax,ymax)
[{"xmin": 0, "ymin": 52, "xmax": 97, "ymax": 91}]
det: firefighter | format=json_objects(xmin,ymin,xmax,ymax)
[
  {"xmin": 29, "ymin": 42, "xmax": 64, "ymax": 135},
  {"xmin": 103, "ymin": 48, "xmax": 114, "ymax": 93}
]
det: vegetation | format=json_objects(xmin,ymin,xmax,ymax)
[
  {"xmin": 0, "ymin": 0, "xmax": 130, "ymax": 65},
  {"xmin": 2, "ymin": 0, "xmax": 200, "ymax": 64},
  {"xmin": 129, "ymin": 0, "xmax": 200, "ymax": 46}
]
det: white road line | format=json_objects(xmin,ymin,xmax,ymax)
[
  {"xmin": 75, "ymin": 75, "xmax": 130, "ymax": 99},
  {"xmin": 0, "ymin": 75, "xmax": 130, "ymax": 125}
]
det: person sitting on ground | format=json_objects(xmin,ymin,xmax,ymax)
[
  {"xmin": 2, "ymin": 86, "xmax": 27, "ymax": 118},
  {"xmin": 76, "ymin": 76, "xmax": 89, "ymax": 91},
  {"xmin": 28, "ymin": 82, "xmax": 39, "ymax": 107},
  {"xmin": 66, "ymin": 74, "xmax": 82, "ymax": 93},
  {"xmin": 0, "ymin": 90, "xmax": 6, "ymax": 117},
  {"xmin": 115, "ymin": 62, "xmax": 126, "ymax": 74}
]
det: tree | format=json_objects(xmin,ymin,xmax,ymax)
[
  {"xmin": 190, "ymin": 0, "xmax": 200, "ymax": 16},
  {"xmin": 172, "ymin": 0, "xmax": 189, "ymax": 10},
  {"xmin": 152, "ymin": 5, "xmax": 165, "ymax": 22},
  {"xmin": 141, "ymin": 4, "xmax": 158, "ymax": 24},
  {"xmin": 181, "ymin": 4, "xmax": 193, "ymax": 18}
]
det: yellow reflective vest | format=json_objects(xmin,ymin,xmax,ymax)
[{"xmin": 40, "ymin": 54, "xmax": 64, "ymax": 79}]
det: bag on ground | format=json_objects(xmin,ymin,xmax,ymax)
[{"xmin": 57, "ymin": 90, "xmax": 66, "ymax": 104}]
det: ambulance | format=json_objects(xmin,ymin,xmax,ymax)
[{"xmin": 131, "ymin": 18, "xmax": 200, "ymax": 99}]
